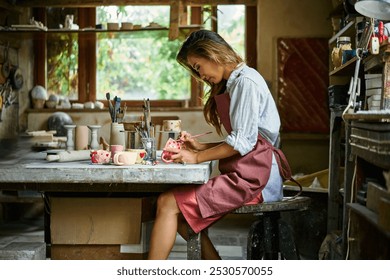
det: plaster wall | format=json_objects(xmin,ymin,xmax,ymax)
[{"xmin": 257, "ymin": 0, "xmax": 334, "ymax": 174}]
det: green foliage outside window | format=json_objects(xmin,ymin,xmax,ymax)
[{"xmin": 96, "ymin": 6, "xmax": 190, "ymax": 101}]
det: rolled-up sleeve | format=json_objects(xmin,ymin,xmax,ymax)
[{"xmin": 225, "ymin": 77, "xmax": 260, "ymax": 155}]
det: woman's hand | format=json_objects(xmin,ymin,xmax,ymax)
[
  {"xmin": 164, "ymin": 146, "xmax": 198, "ymax": 164},
  {"xmin": 179, "ymin": 131, "xmax": 201, "ymax": 151},
  {"xmin": 164, "ymin": 141, "xmax": 239, "ymax": 164}
]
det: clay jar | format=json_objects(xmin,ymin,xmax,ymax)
[{"xmin": 110, "ymin": 122, "xmax": 125, "ymax": 146}]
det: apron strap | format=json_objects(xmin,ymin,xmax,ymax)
[{"xmin": 273, "ymin": 147, "xmax": 303, "ymax": 198}]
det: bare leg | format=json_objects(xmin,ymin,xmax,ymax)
[
  {"xmin": 148, "ymin": 191, "xmax": 181, "ymax": 260},
  {"xmin": 177, "ymin": 214, "xmax": 221, "ymax": 260}
]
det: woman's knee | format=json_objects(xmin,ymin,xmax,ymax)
[{"xmin": 156, "ymin": 191, "xmax": 179, "ymax": 214}]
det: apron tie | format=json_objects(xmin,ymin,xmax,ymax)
[{"xmin": 272, "ymin": 146, "xmax": 303, "ymax": 198}]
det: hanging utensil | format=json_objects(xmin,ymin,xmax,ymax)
[
  {"xmin": 1, "ymin": 44, "xmax": 10, "ymax": 80},
  {"xmin": 10, "ymin": 67, "xmax": 23, "ymax": 90},
  {"xmin": 8, "ymin": 46, "xmax": 24, "ymax": 90}
]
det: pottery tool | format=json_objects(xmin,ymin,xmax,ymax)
[
  {"xmin": 143, "ymin": 98, "xmax": 152, "ymax": 137},
  {"xmin": 113, "ymin": 96, "xmax": 121, "ymax": 122},
  {"xmin": 189, "ymin": 131, "xmax": 212, "ymax": 139}
]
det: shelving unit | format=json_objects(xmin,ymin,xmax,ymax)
[
  {"xmin": 329, "ymin": 20, "xmax": 358, "ymax": 85},
  {"xmin": 327, "ymin": 12, "xmax": 390, "ymax": 258},
  {"xmin": 342, "ymin": 114, "xmax": 390, "ymax": 259},
  {"xmin": 329, "ymin": 56, "xmax": 358, "ymax": 76},
  {"xmin": 327, "ymin": 20, "xmax": 357, "ymax": 239}
]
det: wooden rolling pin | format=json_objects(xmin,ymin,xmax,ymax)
[{"xmin": 46, "ymin": 150, "xmax": 91, "ymax": 162}]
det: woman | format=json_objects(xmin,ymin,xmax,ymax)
[{"xmin": 148, "ymin": 30, "xmax": 293, "ymax": 260}]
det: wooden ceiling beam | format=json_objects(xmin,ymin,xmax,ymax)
[{"xmin": 15, "ymin": 0, "xmax": 257, "ymax": 8}]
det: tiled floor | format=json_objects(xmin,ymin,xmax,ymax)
[{"xmin": 0, "ymin": 210, "xmax": 256, "ymax": 260}]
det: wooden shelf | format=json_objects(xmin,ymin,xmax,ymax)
[
  {"xmin": 343, "ymin": 112, "xmax": 390, "ymax": 121},
  {"xmin": 0, "ymin": 25, "xmax": 202, "ymax": 40},
  {"xmin": 1, "ymin": 24, "xmax": 202, "ymax": 34},
  {"xmin": 329, "ymin": 56, "xmax": 357, "ymax": 76},
  {"xmin": 348, "ymin": 203, "xmax": 390, "ymax": 238}
]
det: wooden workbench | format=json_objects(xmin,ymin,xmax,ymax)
[{"xmin": 0, "ymin": 150, "xmax": 214, "ymax": 260}]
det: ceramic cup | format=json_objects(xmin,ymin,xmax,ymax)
[
  {"xmin": 163, "ymin": 120, "xmax": 182, "ymax": 132},
  {"xmin": 129, "ymin": 149, "xmax": 146, "ymax": 163},
  {"xmin": 121, "ymin": 22, "xmax": 133, "ymax": 30},
  {"xmin": 161, "ymin": 138, "xmax": 185, "ymax": 163},
  {"xmin": 113, "ymin": 151, "xmax": 137, "ymax": 166},
  {"xmin": 90, "ymin": 150, "xmax": 111, "ymax": 164},
  {"xmin": 110, "ymin": 144, "xmax": 124, "ymax": 160},
  {"xmin": 107, "ymin": 22, "xmax": 119, "ymax": 30}
]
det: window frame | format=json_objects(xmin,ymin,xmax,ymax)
[{"xmin": 33, "ymin": 4, "xmax": 257, "ymax": 109}]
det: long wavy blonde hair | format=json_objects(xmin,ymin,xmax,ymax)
[{"xmin": 176, "ymin": 30, "xmax": 243, "ymax": 135}]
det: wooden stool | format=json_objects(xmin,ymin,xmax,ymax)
[{"xmin": 187, "ymin": 196, "xmax": 311, "ymax": 260}]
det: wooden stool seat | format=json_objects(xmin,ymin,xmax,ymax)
[
  {"xmin": 232, "ymin": 196, "xmax": 311, "ymax": 214},
  {"xmin": 187, "ymin": 196, "xmax": 311, "ymax": 260}
]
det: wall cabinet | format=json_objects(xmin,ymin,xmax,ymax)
[{"xmin": 341, "ymin": 49, "xmax": 390, "ymax": 259}]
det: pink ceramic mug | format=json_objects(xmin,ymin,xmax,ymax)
[
  {"xmin": 110, "ymin": 144, "xmax": 124, "ymax": 160},
  {"xmin": 90, "ymin": 150, "xmax": 111, "ymax": 164},
  {"xmin": 113, "ymin": 151, "xmax": 137, "ymax": 166},
  {"xmin": 161, "ymin": 138, "xmax": 185, "ymax": 163}
]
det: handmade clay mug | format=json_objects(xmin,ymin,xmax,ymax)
[
  {"xmin": 161, "ymin": 138, "xmax": 185, "ymax": 163},
  {"xmin": 113, "ymin": 151, "xmax": 137, "ymax": 166},
  {"xmin": 90, "ymin": 150, "xmax": 111, "ymax": 164},
  {"xmin": 110, "ymin": 144, "xmax": 124, "ymax": 160},
  {"xmin": 163, "ymin": 120, "xmax": 182, "ymax": 132},
  {"xmin": 128, "ymin": 149, "xmax": 146, "ymax": 163}
]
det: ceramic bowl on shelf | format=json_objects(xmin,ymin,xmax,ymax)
[
  {"xmin": 33, "ymin": 98, "xmax": 45, "ymax": 109},
  {"xmin": 121, "ymin": 22, "xmax": 133, "ymax": 30},
  {"xmin": 45, "ymin": 100, "xmax": 57, "ymax": 109},
  {"xmin": 107, "ymin": 22, "xmax": 119, "ymax": 30}
]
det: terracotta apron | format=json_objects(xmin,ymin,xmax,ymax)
[
  {"xmin": 174, "ymin": 92, "xmax": 295, "ymax": 233},
  {"xmin": 196, "ymin": 93, "xmax": 293, "ymax": 218}
]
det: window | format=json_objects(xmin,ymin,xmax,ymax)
[
  {"xmin": 37, "ymin": 3, "xmax": 253, "ymax": 108},
  {"xmin": 217, "ymin": 5, "xmax": 245, "ymax": 59},
  {"xmin": 96, "ymin": 6, "xmax": 190, "ymax": 101},
  {"xmin": 46, "ymin": 8, "xmax": 80, "ymax": 100}
]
